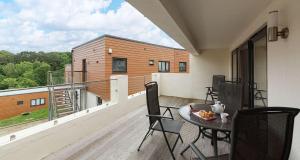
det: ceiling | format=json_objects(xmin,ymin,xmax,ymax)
[{"xmin": 127, "ymin": 0, "xmax": 273, "ymax": 54}]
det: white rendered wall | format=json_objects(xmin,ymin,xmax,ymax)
[
  {"xmin": 0, "ymin": 75, "xmax": 146, "ymax": 160},
  {"xmin": 230, "ymin": 0, "xmax": 300, "ymax": 159},
  {"xmin": 159, "ymin": 49, "xmax": 230, "ymax": 100},
  {"xmin": 86, "ymin": 91, "xmax": 98, "ymax": 108}
]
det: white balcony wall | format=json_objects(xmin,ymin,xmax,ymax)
[
  {"xmin": 158, "ymin": 49, "xmax": 230, "ymax": 100},
  {"xmin": 0, "ymin": 75, "xmax": 146, "ymax": 160},
  {"xmin": 230, "ymin": 0, "xmax": 300, "ymax": 158}
]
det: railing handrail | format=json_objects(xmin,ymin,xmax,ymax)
[
  {"xmin": 65, "ymin": 70, "xmax": 87, "ymax": 73},
  {"xmin": 46, "ymin": 79, "xmax": 117, "ymax": 87}
]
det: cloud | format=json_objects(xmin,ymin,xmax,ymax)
[{"xmin": 0, "ymin": 0, "xmax": 181, "ymax": 53}]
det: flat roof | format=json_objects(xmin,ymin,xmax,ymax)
[
  {"xmin": 72, "ymin": 34, "xmax": 185, "ymax": 51},
  {"xmin": 0, "ymin": 87, "xmax": 48, "ymax": 97}
]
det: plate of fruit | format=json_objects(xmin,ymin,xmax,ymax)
[{"xmin": 193, "ymin": 110, "xmax": 217, "ymax": 121}]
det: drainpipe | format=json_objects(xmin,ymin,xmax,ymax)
[{"xmin": 71, "ymin": 49, "xmax": 76, "ymax": 112}]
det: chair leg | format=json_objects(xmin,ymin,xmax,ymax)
[
  {"xmin": 162, "ymin": 109, "xmax": 168, "ymax": 116},
  {"xmin": 162, "ymin": 131, "xmax": 176, "ymax": 160},
  {"xmin": 211, "ymin": 94, "xmax": 215, "ymax": 104},
  {"xmin": 181, "ymin": 126, "xmax": 202, "ymax": 155},
  {"xmin": 168, "ymin": 108, "xmax": 174, "ymax": 120},
  {"xmin": 137, "ymin": 129, "xmax": 151, "ymax": 151},
  {"xmin": 171, "ymin": 134, "xmax": 181, "ymax": 152},
  {"xmin": 150, "ymin": 130, "xmax": 155, "ymax": 136},
  {"xmin": 179, "ymin": 134, "xmax": 183, "ymax": 143},
  {"xmin": 205, "ymin": 92, "xmax": 209, "ymax": 104}
]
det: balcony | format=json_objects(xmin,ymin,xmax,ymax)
[
  {"xmin": 1, "ymin": 0, "xmax": 300, "ymax": 159},
  {"xmin": 0, "ymin": 73, "xmax": 227, "ymax": 159},
  {"xmin": 0, "ymin": 94, "xmax": 230, "ymax": 160}
]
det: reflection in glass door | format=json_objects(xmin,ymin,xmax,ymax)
[
  {"xmin": 231, "ymin": 27, "xmax": 267, "ymax": 108},
  {"xmin": 253, "ymin": 34, "xmax": 268, "ymax": 107}
]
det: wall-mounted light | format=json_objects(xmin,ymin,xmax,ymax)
[
  {"xmin": 108, "ymin": 48, "xmax": 113, "ymax": 54},
  {"xmin": 268, "ymin": 10, "xmax": 289, "ymax": 42},
  {"xmin": 149, "ymin": 60, "xmax": 154, "ymax": 65}
]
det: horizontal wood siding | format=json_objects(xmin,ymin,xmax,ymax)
[
  {"xmin": 104, "ymin": 37, "xmax": 189, "ymax": 95},
  {"xmin": 72, "ymin": 35, "xmax": 189, "ymax": 98},
  {"xmin": 0, "ymin": 92, "xmax": 48, "ymax": 120},
  {"xmin": 72, "ymin": 39, "xmax": 109, "ymax": 100}
]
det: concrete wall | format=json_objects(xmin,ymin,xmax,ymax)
[
  {"xmin": 230, "ymin": 0, "xmax": 300, "ymax": 158},
  {"xmin": 159, "ymin": 49, "xmax": 231, "ymax": 100}
]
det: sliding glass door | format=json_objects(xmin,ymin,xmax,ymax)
[
  {"xmin": 252, "ymin": 29, "xmax": 268, "ymax": 107},
  {"xmin": 232, "ymin": 27, "xmax": 268, "ymax": 108}
]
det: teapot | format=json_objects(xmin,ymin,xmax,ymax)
[{"xmin": 211, "ymin": 101, "xmax": 226, "ymax": 114}]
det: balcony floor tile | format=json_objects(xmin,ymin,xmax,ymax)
[{"xmin": 44, "ymin": 96, "xmax": 229, "ymax": 160}]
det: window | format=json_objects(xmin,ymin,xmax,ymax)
[
  {"xmin": 17, "ymin": 101, "xmax": 24, "ymax": 106},
  {"xmin": 97, "ymin": 97, "xmax": 102, "ymax": 106},
  {"xmin": 31, "ymin": 99, "xmax": 36, "ymax": 106},
  {"xmin": 158, "ymin": 61, "xmax": 170, "ymax": 72},
  {"xmin": 31, "ymin": 98, "xmax": 45, "ymax": 107},
  {"xmin": 179, "ymin": 62, "xmax": 187, "ymax": 72},
  {"xmin": 40, "ymin": 98, "xmax": 45, "ymax": 105},
  {"xmin": 112, "ymin": 57, "xmax": 127, "ymax": 73}
]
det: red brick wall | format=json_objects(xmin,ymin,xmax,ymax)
[{"xmin": 0, "ymin": 92, "xmax": 48, "ymax": 120}]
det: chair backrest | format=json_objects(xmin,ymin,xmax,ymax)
[
  {"xmin": 212, "ymin": 75, "xmax": 225, "ymax": 92},
  {"xmin": 218, "ymin": 82, "xmax": 243, "ymax": 116},
  {"xmin": 145, "ymin": 81, "xmax": 161, "ymax": 126},
  {"xmin": 230, "ymin": 107, "xmax": 300, "ymax": 160}
]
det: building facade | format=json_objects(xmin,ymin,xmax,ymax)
[
  {"xmin": 0, "ymin": 88, "xmax": 48, "ymax": 120},
  {"xmin": 71, "ymin": 35, "xmax": 190, "ymax": 100}
]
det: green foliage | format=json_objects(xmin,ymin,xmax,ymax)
[
  {"xmin": 16, "ymin": 78, "xmax": 38, "ymax": 88},
  {"xmin": 15, "ymin": 62, "xmax": 33, "ymax": 76},
  {"xmin": 23, "ymin": 70, "xmax": 34, "ymax": 79},
  {"xmin": 0, "ymin": 50, "xmax": 71, "ymax": 90},
  {"xmin": 33, "ymin": 61, "xmax": 51, "ymax": 86},
  {"xmin": 0, "ymin": 78, "xmax": 17, "ymax": 89},
  {"xmin": 0, "ymin": 50, "xmax": 14, "ymax": 65},
  {"xmin": 2, "ymin": 63, "xmax": 17, "ymax": 78}
]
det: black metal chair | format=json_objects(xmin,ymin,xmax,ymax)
[
  {"xmin": 219, "ymin": 82, "xmax": 243, "ymax": 116},
  {"xmin": 202, "ymin": 82, "xmax": 243, "ymax": 143},
  {"xmin": 196, "ymin": 107, "xmax": 300, "ymax": 160},
  {"xmin": 137, "ymin": 81, "xmax": 184, "ymax": 160},
  {"xmin": 205, "ymin": 75, "xmax": 226, "ymax": 104}
]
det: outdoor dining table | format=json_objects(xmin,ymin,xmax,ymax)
[{"xmin": 179, "ymin": 104, "xmax": 232, "ymax": 159}]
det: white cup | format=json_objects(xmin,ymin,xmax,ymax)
[{"xmin": 220, "ymin": 113, "xmax": 229, "ymax": 123}]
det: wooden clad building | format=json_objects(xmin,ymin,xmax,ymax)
[
  {"xmin": 0, "ymin": 88, "xmax": 48, "ymax": 120},
  {"xmin": 71, "ymin": 35, "xmax": 190, "ymax": 100}
]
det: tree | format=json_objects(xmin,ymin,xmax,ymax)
[
  {"xmin": 17, "ymin": 78, "xmax": 38, "ymax": 88},
  {"xmin": 23, "ymin": 70, "xmax": 34, "ymax": 80},
  {"xmin": 0, "ymin": 50, "xmax": 14, "ymax": 65},
  {"xmin": 33, "ymin": 61, "xmax": 51, "ymax": 85},
  {"xmin": 0, "ymin": 50, "xmax": 71, "ymax": 89},
  {"xmin": 14, "ymin": 51, "xmax": 43, "ymax": 63},
  {"xmin": 2, "ymin": 63, "xmax": 17, "ymax": 78},
  {"xmin": 0, "ymin": 78, "xmax": 18, "ymax": 89},
  {"xmin": 15, "ymin": 62, "xmax": 33, "ymax": 76}
]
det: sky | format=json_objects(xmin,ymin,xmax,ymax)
[{"xmin": 0, "ymin": 0, "xmax": 182, "ymax": 53}]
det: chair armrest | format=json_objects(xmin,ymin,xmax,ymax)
[
  {"xmin": 146, "ymin": 114, "xmax": 173, "ymax": 120},
  {"xmin": 160, "ymin": 105, "xmax": 179, "ymax": 109}
]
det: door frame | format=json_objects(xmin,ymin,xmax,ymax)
[
  {"xmin": 249, "ymin": 27, "xmax": 267, "ymax": 108},
  {"xmin": 231, "ymin": 26, "xmax": 267, "ymax": 108},
  {"xmin": 82, "ymin": 59, "xmax": 87, "ymax": 82}
]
